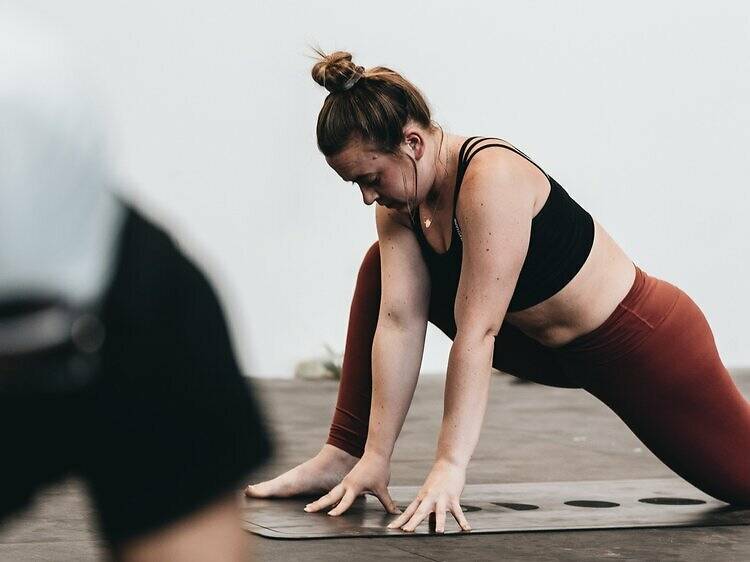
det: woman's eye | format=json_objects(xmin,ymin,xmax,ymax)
[{"xmin": 351, "ymin": 177, "xmax": 379, "ymax": 187}]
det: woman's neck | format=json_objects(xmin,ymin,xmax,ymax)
[{"xmin": 424, "ymin": 132, "xmax": 464, "ymax": 210}]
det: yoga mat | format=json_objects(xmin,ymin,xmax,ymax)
[{"xmin": 243, "ymin": 478, "xmax": 750, "ymax": 539}]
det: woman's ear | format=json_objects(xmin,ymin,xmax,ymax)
[{"xmin": 403, "ymin": 131, "xmax": 425, "ymax": 160}]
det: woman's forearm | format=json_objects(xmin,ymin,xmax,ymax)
[
  {"xmin": 435, "ymin": 333, "xmax": 495, "ymax": 468},
  {"xmin": 364, "ymin": 320, "xmax": 427, "ymax": 459}
]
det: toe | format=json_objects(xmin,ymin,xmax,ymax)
[{"xmin": 245, "ymin": 482, "xmax": 272, "ymax": 498}]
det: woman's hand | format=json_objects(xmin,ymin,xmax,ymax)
[
  {"xmin": 303, "ymin": 451, "xmax": 400, "ymax": 516},
  {"xmin": 387, "ymin": 459, "xmax": 471, "ymax": 533}
]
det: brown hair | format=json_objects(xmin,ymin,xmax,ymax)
[{"xmin": 310, "ymin": 49, "xmax": 436, "ymax": 157}]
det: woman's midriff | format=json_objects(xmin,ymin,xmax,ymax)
[{"xmin": 504, "ymin": 219, "xmax": 638, "ymax": 349}]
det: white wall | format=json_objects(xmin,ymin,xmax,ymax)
[{"xmin": 8, "ymin": 1, "xmax": 749, "ymax": 376}]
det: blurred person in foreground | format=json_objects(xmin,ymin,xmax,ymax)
[{"xmin": 0, "ymin": 13, "xmax": 271, "ymax": 561}]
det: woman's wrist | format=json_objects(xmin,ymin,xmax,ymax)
[
  {"xmin": 362, "ymin": 445, "xmax": 393, "ymax": 463},
  {"xmin": 434, "ymin": 451, "xmax": 470, "ymax": 471}
]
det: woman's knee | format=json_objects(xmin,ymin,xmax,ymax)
[
  {"xmin": 355, "ymin": 242, "xmax": 381, "ymax": 291},
  {"xmin": 717, "ymin": 472, "xmax": 750, "ymax": 507},
  {"xmin": 361, "ymin": 241, "xmax": 380, "ymax": 272}
]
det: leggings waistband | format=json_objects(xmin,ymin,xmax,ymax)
[{"xmin": 555, "ymin": 263, "xmax": 670, "ymax": 357}]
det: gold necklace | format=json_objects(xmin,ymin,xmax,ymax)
[
  {"xmin": 423, "ymin": 187, "xmax": 441, "ymax": 229},
  {"xmin": 423, "ymin": 142, "xmax": 455, "ymax": 229}
]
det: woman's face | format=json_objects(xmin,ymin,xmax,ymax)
[{"xmin": 325, "ymin": 133, "xmax": 432, "ymax": 211}]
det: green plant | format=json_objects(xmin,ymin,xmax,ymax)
[{"xmin": 322, "ymin": 343, "xmax": 343, "ymax": 380}]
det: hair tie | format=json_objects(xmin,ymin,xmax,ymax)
[{"xmin": 342, "ymin": 65, "xmax": 364, "ymax": 91}]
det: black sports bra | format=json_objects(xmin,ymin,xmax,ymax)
[{"xmin": 409, "ymin": 136, "xmax": 595, "ymax": 313}]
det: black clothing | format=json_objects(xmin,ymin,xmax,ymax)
[
  {"xmin": 411, "ymin": 136, "xmax": 595, "ymax": 312},
  {"xmin": 0, "ymin": 206, "xmax": 271, "ymax": 544}
]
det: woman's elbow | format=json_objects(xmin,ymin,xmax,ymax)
[{"xmin": 453, "ymin": 326, "xmax": 498, "ymax": 350}]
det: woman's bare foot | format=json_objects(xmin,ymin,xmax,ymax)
[{"xmin": 245, "ymin": 444, "xmax": 359, "ymax": 498}]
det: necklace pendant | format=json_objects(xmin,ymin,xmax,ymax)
[{"xmin": 424, "ymin": 218, "xmax": 432, "ymax": 229}]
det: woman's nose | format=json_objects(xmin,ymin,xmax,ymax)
[{"xmin": 359, "ymin": 186, "xmax": 379, "ymax": 206}]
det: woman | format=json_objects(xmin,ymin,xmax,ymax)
[{"xmin": 246, "ymin": 50, "xmax": 750, "ymax": 533}]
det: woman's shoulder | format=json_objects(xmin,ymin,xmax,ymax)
[
  {"xmin": 452, "ymin": 142, "xmax": 548, "ymax": 233},
  {"xmin": 457, "ymin": 136, "xmax": 550, "ymax": 212},
  {"xmin": 461, "ymin": 136, "xmax": 531, "ymax": 175}
]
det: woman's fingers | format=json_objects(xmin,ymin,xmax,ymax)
[
  {"xmin": 450, "ymin": 500, "xmax": 472, "ymax": 531},
  {"xmin": 391, "ymin": 498, "xmax": 467, "ymax": 533},
  {"xmin": 304, "ymin": 484, "xmax": 344, "ymax": 513},
  {"xmin": 401, "ymin": 501, "xmax": 432, "ymax": 532},
  {"xmin": 373, "ymin": 487, "xmax": 401, "ymax": 515},
  {"xmin": 308, "ymin": 489, "xmax": 468, "ymax": 533},
  {"xmin": 387, "ymin": 498, "xmax": 419, "ymax": 529},
  {"xmin": 434, "ymin": 499, "xmax": 447, "ymax": 533},
  {"xmin": 327, "ymin": 488, "xmax": 359, "ymax": 516}
]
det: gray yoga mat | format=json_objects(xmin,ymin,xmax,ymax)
[{"xmin": 242, "ymin": 478, "xmax": 750, "ymax": 539}]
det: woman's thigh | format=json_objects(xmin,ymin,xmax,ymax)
[{"xmin": 558, "ymin": 271, "xmax": 750, "ymax": 505}]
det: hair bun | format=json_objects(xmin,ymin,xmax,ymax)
[{"xmin": 311, "ymin": 50, "xmax": 364, "ymax": 93}]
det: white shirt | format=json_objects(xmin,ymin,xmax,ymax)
[{"xmin": 0, "ymin": 11, "xmax": 124, "ymax": 307}]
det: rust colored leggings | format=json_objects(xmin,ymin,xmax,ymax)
[{"xmin": 327, "ymin": 242, "xmax": 750, "ymax": 506}]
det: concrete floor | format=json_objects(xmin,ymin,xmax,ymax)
[{"xmin": 1, "ymin": 370, "xmax": 748, "ymax": 561}]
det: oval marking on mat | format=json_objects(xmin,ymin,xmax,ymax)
[
  {"xmin": 565, "ymin": 500, "xmax": 620, "ymax": 508},
  {"xmin": 491, "ymin": 502, "xmax": 540, "ymax": 511},
  {"xmin": 639, "ymin": 497, "xmax": 706, "ymax": 506}
]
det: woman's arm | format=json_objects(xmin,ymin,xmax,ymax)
[
  {"xmin": 389, "ymin": 147, "xmax": 537, "ymax": 532},
  {"xmin": 365, "ymin": 203, "xmax": 431, "ymax": 459},
  {"xmin": 437, "ymin": 149, "xmax": 535, "ymax": 467},
  {"xmin": 304, "ymin": 204, "xmax": 430, "ymax": 515}
]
